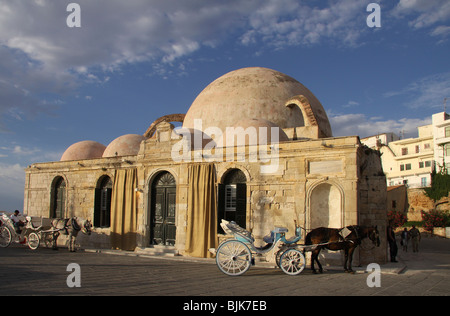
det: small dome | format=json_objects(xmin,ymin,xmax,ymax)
[
  {"xmin": 102, "ymin": 134, "xmax": 146, "ymax": 157},
  {"xmin": 61, "ymin": 141, "xmax": 106, "ymax": 161},
  {"xmin": 216, "ymin": 118, "xmax": 289, "ymax": 148}
]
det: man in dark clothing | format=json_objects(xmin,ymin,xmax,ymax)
[
  {"xmin": 409, "ymin": 225, "xmax": 421, "ymax": 253},
  {"xmin": 387, "ymin": 221, "xmax": 398, "ymax": 262}
]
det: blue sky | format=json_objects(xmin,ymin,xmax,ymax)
[{"xmin": 0, "ymin": 0, "xmax": 449, "ymax": 211}]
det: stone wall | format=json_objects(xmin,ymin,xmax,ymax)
[
  {"xmin": 407, "ymin": 188, "xmax": 449, "ymax": 221},
  {"xmin": 24, "ymin": 128, "xmax": 387, "ymax": 264},
  {"xmin": 357, "ymin": 146, "xmax": 388, "ymax": 265},
  {"xmin": 407, "ymin": 188, "xmax": 435, "ymax": 221}
]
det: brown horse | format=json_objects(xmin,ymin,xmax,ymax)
[{"xmin": 305, "ymin": 225, "xmax": 380, "ymax": 274}]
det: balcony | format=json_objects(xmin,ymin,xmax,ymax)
[{"xmin": 435, "ymin": 136, "xmax": 450, "ymax": 146}]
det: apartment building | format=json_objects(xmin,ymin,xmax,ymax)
[
  {"xmin": 432, "ymin": 112, "xmax": 450, "ymax": 174},
  {"xmin": 362, "ymin": 112, "xmax": 450, "ymax": 188}
]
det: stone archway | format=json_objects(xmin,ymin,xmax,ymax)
[
  {"xmin": 308, "ymin": 181, "xmax": 343, "ymax": 230},
  {"xmin": 308, "ymin": 181, "xmax": 345, "ymax": 265}
]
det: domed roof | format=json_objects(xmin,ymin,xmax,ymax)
[
  {"xmin": 102, "ymin": 134, "xmax": 147, "ymax": 157},
  {"xmin": 61, "ymin": 140, "xmax": 106, "ymax": 161},
  {"xmin": 183, "ymin": 67, "xmax": 332, "ymax": 138},
  {"xmin": 216, "ymin": 118, "xmax": 289, "ymax": 148}
]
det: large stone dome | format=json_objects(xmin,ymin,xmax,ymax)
[
  {"xmin": 215, "ymin": 118, "xmax": 289, "ymax": 148},
  {"xmin": 183, "ymin": 67, "xmax": 332, "ymax": 138},
  {"xmin": 102, "ymin": 134, "xmax": 147, "ymax": 157},
  {"xmin": 61, "ymin": 140, "xmax": 106, "ymax": 161}
]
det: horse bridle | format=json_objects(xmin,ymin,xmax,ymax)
[
  {"xmin": 71, "ymin": 217, "xmax": 81, "ymax": 231},
  {"xmin": 359, "ymin": 227, "xmax": 379, "ymax": 251}
]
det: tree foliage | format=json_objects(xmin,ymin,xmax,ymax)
[{"xmin": 423, "ymin": 171, "xmax": 450, "ymax": 202}]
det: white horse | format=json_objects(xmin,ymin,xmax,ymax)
[{"xmin": 50, "ymin": 217, "xmax": 92, "ymax": 252}]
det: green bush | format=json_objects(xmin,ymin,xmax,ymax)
[{"xmin": 424, "ymin": 172, "xmax": 450, "ymax": 201}]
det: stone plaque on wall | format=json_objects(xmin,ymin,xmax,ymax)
[{"xmin": 309, "ymin": 160, "xmax": 343, "ymax": 174}]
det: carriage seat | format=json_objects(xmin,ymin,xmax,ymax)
[
  {"xmin": 220, "ymin": 220, "xmax": 254, "ymax": 243},
  {"xmin": 263, "ymin": 227, "xmax": 288, "ymax": 243},
  {"xmin": 25, "ymin": 216, "xmax": 42, "ymax": 230}
]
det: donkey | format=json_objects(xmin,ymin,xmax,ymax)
[
  {"xmin": 305, "ymin": 225, "xmax": 380, "ymax": 274},
  {"xmin": 51, "ymin": 217, "xmax": 92, "ymax": 252}
]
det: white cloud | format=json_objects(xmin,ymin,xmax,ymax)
[
  {"xmin": 0, "ymin": 0, "xmax": 447, "ymax": 132},
  {"xmin": 393, "ymin": 0, "xmax": 450, "ymax": 37},
  {"xmin": 342, "ymin": 100, "xmax": 360, "ymax": 108},
  {"xmin": 241, "ymin": 0, "xmax": 371, "ymax": 48},
  {"xmin": 0, "ymin": 0, "xmax": 258, "ymax": 130},
  {"xmin": 384, "ymin": 72, "xmax": 450, "ymax": 109},
  {"xmin": 12, "ymin": 146, "xmax": 39, "ymax": 156},
  {"xmin": 0, "ymin": 143, "xmax": 62, "ymax": 163},
  {"xmin": 329, "ymin": 112, "xmax": 431, "ymax": 138},
  {"xmin": 0, "ymin": 162, "xmax": 26, "ymax": 208},
  {"xmin": 431, "ymin": 25, "xmax": 450, "ymax": 37}
]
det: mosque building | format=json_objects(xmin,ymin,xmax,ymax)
[{"xmin": 24, "ymin": 67, "xmax": 387, "ymax": 264}]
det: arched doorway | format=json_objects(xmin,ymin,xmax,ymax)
[
  {"xmin": 309, "ymin": 182, "xmax": 344, "ymax": 265},
  {"xmin": 309, "ymin": 182, "xmax": 342, "ymax": 229},
  {"xmin": 218, "ymin": 169, "xmax": 247, "ymax": 233},
  {"xmin": 94, "ymin": 176, "xmax": 112, "ymax": 228},
  {"xmin": 51, "ymin": 176, "xmax": 66, "ymax": 218},
  {"xmin": 149, "ymin": 172, "xmax": 176, "ymax": 246}
]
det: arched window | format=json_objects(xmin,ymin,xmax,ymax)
[
  {"xmin": 94, "ymin": 176, "xmax": 112, "ymax": 228},
  {"xmin": 51, "ymin": 177, "xmax": 66, "ymax": 218},
  {"xmin": 218, "ymin": 169, "xmax": 247, "ymax": 233}
]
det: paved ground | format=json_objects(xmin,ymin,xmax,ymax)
[{"xmin": 0, "ymin": 236, "xmax": 448, "ymax": 297}]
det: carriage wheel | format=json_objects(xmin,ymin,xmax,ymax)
[
  {"xmin": 216, "ymin": 240, "xmax": 252, "ymax": 276},
  {"xmin": 275, "ymin": 245, "xmax": 291, "ymax": 268},
  {"xmin": 27, "ymin": 232, "xmax": 40, "ymax": 250},
  {"xmin": 279, "ymin": 248, "xmax": 306, "ymax": 276},
  {"xmin": 0, "ymin": 226, "xmax": 12, "ymax": 248}
]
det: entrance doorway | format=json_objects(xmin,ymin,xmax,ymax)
[
  {"xmin": 94, "ymin": 176, "xmax": 112, "ymax": 228},
  {"xmin": 150, "ymin": 172, "xmax": 176, "ymax": 246},
  {"xmin": 218, "ymin": 169, "xmax": 247, "ymax": 233},
  {"xmin": 51, "ymin": 176, "xmax": 66, "ymax": 218}
]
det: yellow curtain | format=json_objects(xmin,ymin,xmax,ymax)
[
  {"xmin": 110, "ymin": 168, "xmax": 137, "ymax": 251},
  {"xmin": 185, "ymin": 163, "xmax": 218, "ymax": 258}
]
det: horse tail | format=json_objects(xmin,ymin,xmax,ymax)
[{"xmin": 305, "ymin": 231, "xmax": 312, "ymax": 246}]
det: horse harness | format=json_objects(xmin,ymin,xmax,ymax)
[
  {"xmin": 338, "ymin": 225, "xmax": 360, "ymax": 245},
  {"xmin": 57, "ymin": 218, "xmax": 81, "ymax": 235}
]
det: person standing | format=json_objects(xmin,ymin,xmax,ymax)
[
  {"xmin": 409, "ymin": 225, "xmax": 421, "ymax": 253},
  {"xmin": 387, "ymin": 221, "xmax": 398, "ymax": 262},
  {"xmin": 401, "ymin": 228, "xmax": 409, "ymax": 252}
]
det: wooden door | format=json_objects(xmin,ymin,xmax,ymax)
[{"xmin": 150, "ymin": 173, "xmax": 176, "ymax": 246}]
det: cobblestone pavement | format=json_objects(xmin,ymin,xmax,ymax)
[{"xmin": 0, "ymin": 236, "xmax": 448, "ymax": 297}]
